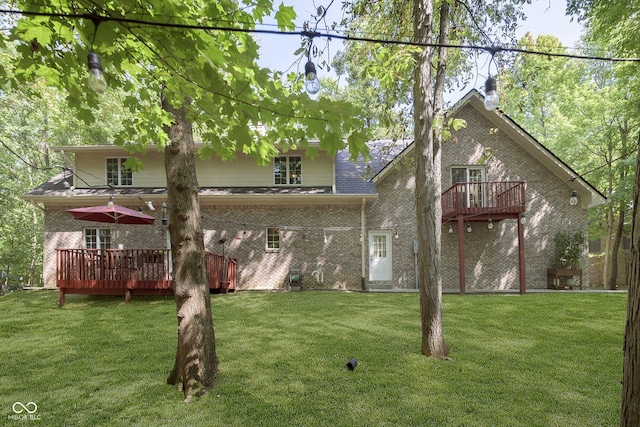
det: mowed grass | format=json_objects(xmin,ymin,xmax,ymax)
[{"xmin": 0, "ymin": 290, "xmax": 626, "ymax": 426}]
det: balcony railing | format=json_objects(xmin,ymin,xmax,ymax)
[{"xmin": 442, "ymin": 181, "xmax": 526, "ymax": 221}]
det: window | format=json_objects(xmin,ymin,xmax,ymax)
[
  {"xmin": 106, "ymin": 158, "xmax": 133, "ymax": 186},
  {"xmin": 274, "ymin": 156, "xmax": 302, "ymax": 185},
  {"xmin": 372, "ymin": 235, "xmax": 387, "ymax": 258},
  {"xmin": 84, "ymin": 228, "xmax": 111, "ymax": 250},
  {"xmin": 451, "ymin": 166, "xmax": 485, "ymax": 208},
  {"xmin": 266, "ymin": 227, "xmax": 280, "ymax": 251}
]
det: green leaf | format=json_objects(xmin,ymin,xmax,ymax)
[{"xmin": 275, "ymin": 3, "xmax": 297, "ymax": 31}]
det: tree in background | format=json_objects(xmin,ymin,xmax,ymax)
[
  {"xmin": 0, "ymin": 43, "xmax": 124, "ymax": 291},
  {"xmin": 567, "ymin": 0, "xmax": 640, "ymax": 424},
  {"xmin": 501, "ymin": 33, "xmax": 636, "ymax": 290},
  {"xmin": 1, "ymin": 0, "xmax": 369, "ymax": 400}
]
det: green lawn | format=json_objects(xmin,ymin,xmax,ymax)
[{"xmin": 0, "ymin": 290, "xmax": 626, "ymax": 426}]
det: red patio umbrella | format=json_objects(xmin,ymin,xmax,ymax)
[{"xmin": 67, "ymin": 204, "xmax": 156, "ymax": 225}]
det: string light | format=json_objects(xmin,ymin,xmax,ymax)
[
  {"xmin": 87, "ymin": 51, "xmax": 108, "ymax": 94},
  {"xmin": 484, "ymin": 76, "xmax": 499, "ymax": 111},
  {"xmin": 0, "ymin": 9, "xmax": 638, "ymax": 63},
  {"xmin": 304, "ymin": 60, "xmax": 321, "ymax": 95}
]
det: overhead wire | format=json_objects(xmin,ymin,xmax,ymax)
[{"xmin": 0, "ymin": 8, "xmax": 639, "ymax": 63}]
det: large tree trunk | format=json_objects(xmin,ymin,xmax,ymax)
[
  {"xmin": 162, "ymin": 96, "xmax": 218, "ymax": 401},
  {"xmin": 621, "ymin": 138, "xmax": 640, "ymax": 426},
  {"xmin": 413, "ymin": 0, "xmax": 449, "ymax": 359}
]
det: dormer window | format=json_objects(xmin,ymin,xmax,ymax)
[
  {"xmin": 274, "ymin": 156, "xmax": 302, "ymax": 186},
  {"xmin": 106, "ymin": 158, "xmax": 133, "ymax": 187}
]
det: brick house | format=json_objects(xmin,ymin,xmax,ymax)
[{"xmin": 24, "ymin": 90, "xmax": 606, "ymax": 292}]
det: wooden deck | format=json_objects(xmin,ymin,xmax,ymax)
[
  {"xmin": 56, "ymin": 248, "xmax": 236, "ymax": 306},
  {"xmin": 442, "ymin": 181, "xmax": 526, "ymax": 222},
  {"xmin": 442, "ymin": 181, "xmax": 527, "ymax": 294}
]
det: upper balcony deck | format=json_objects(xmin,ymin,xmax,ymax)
[{"xmin": 442, "ymin": 181, "xmax": 526, "ymax": 222}]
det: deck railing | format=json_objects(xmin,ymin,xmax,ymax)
[
  {"xmin": 442, "ymin": 181, "xmax": 526, "ymax": 220},
  {"xmin": 56, "ymin": 248, "xmax": 236, "ymax": 292},
  {"xmin": 205, "ymin": 252, "xmax": 237, "ymax": 292}
]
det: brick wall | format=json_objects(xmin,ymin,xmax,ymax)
[
  {"xmin": 441, "ymin": 105, "xmax": 589, "ymax": 290},
  {"xmin": 366, "ymin": 104, "xmax": 590, "ymax": 291},
  {"xmin": 366, "ymin": 156, "xmax": 418, "ymax": 289},
  {"xmin": 200, "ymin": 204, "xmax": 363, "ymax": 290}
]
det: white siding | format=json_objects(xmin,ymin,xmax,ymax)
[{"xmin": 74, "ymin": 148, "xmax": 333, "ymax": 188}]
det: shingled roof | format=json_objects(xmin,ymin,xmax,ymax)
[{"xmin": 335, "ymin": 140, "xmax": 412, "ymax": 195}]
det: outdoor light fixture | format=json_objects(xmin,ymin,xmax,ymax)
[
  {"xmin": 484, "ymin": 76, "xmax": 499, "ymax": 111},
  {"xmin": 520, "ymin": 213, "xmax": 526, "ymax": 225},
  {"xmin": 304, "ymin": 60, "xmax": 321, "ymax": 95},
  {"xmin": 448, "ymin": 224, "xmax": 453, "ymax": 234},
  {"xmin": 466, "ymin": 223, "xmax": 472, "ymax": 233},
  {"xmin": 87, "ymin": 51, "xmax": 108, "ymax": 94},
  {"xmin": 394, "ymin": 225, "xmax": 399, "ymax": 239},
  {"xmin": 569, "ymin": 190, "xmax": 578, "ymax": 206},
  {"xmin": 107, "ymin": 195, "xmax": 115, "ymax": 208},
  {"xmin": 161, "ymin": 202, "xmax": 168, "ymax": 226},
  {"xmin": 487, "ymin": 218, "xmax": 493, "ymax": 230}
]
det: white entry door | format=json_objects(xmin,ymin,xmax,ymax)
[{"xmin": 369, "ymin": 231, "xmax": 392, "ymax": 281}]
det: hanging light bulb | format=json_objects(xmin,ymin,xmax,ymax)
[
  {"xmin": 107, "ymin": 195, "xmax": 115, "ymax": 208},
  {"xmin": 304, "ymin": 60, "xmax": 321, "ymax": 95},
  {"xmin": 569, "ymin": 190, "xmax": 578, "ymax": 206},
  {"xmin": 448, "ymin": 224, "xmax": 453, "ymax": 234},
  {"xmin": 487, "ymin": 219, "xmax": 493, "ymax": 230},
  {"xmin": 466, "ymin": 223, "xmax": 472, "ymax": 233},
  {"xmin": 520, "ymin": 213, "xmax": 526, "ymax": 225},
  {"xmin": 484, "ymin": 76, "xmax": 499, "ymax": 111},
  {"xmin": 87, "ymin": 51, "xmax": 108, "ymax": 94}
]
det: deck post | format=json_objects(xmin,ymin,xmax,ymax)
[
  {"xmin": 457, "ymin": 215, "xmax": 466, "ymax": 294},
  {"xmin": 59, "ymin": 289, "xmax": 65, "ymax": 307},
  {"xmin": 517, "ymin": 213, "xmax": 526, "ymax": 294}
]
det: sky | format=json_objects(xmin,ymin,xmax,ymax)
[{"xmin": 256, "ymin": 0, "xmax": 584, "ymax": 99}]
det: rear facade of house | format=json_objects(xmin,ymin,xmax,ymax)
[{"xmin": 25, "ymin": 91, "xmax": 605, "ymax": 292}]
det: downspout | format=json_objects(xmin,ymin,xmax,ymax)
[
  {"xmin": 360, "ymin": 198, "xmax": 366, "ymax": 290},
  {"xmin": 332, "ymin": 156, "xmax": 336, "ymax": 194}
]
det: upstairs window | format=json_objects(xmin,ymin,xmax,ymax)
[
  {"xmin": 266, "ymin": 227, "xmax": 280, "ymax": 251},
  {"xmin": 84, "ymin": 228, "xmax": 111, "ymax": 250},
  {"xmin": 274, "ymin": 156, "xmax": 302, "ymax": 185},
  {"xmin": 106, "ymin": 158, "xmax": 133, "ymax": 186}
]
